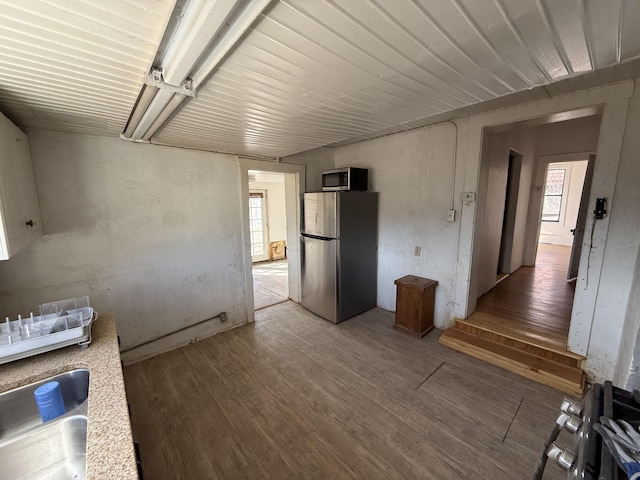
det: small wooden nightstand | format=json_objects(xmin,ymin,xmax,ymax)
[{"xmin": 393, "ymin": 275, "xmax": 438, "ymax": 338}]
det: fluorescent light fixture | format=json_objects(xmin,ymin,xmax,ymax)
[
  {"xmin": 122, "ymin": 0, "xmax": 274, "ymax": 142},
  {"xmin": 122, "ymin": 85, "xmax": 158, "ymax": 138},
  {"xmin": 142, "ymin": 94, "xmax": 187, "ymax": 141},
  {"xmin": 130, "ymin": 89, "xmax": 174, "ymax": 140}
]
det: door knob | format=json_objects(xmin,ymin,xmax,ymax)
[{"xmin": 25, "ymin": 219, "xmax": 34, "ymax": 227}]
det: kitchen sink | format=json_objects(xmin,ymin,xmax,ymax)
[
  {"xmin": 0, "ymin": 369, "xmax": 89, "ymax": 479},
  {"xmin": 0, "ymin": 369, "xmax": 89, "ymax": 440},
  {"xmin": 0, "ymin": 415, "xmax": 87, "ymax": 480}
]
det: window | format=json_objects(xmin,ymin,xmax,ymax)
[
  {"xmin": 541, "ymin": 168, "xmax": 566, "ymax": 222},
  {"xmin": 249, "ymin": 192, "xmax": 266, "ymax": 257}
]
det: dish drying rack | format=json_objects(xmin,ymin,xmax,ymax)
[{"xmin": 0, "ymin": 296, "xmax": 94, "ymax": 365}]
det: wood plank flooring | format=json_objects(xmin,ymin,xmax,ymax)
[
  {"xmin": 473, "ymin": 243, "xmax": 575, "ymax": 351},
  {"xmin": 124, "ymin": 302, "xmax": 569, "ymax": 480}
]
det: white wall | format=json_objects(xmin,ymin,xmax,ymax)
[
  {"xmin": 605, "ymin": 86, "xmax": 640, "ymax": 385},
  {"xmin": 249, "ymin": 177, "xmax": 287, "ymax": 245},
  {"xmin": 539, "ymin": 160, "xmax": 588, "ymax": 246},
  {"xmin": 0, "ymin": 130, "xmax": 250, "ymax": 360},
  {"xmin": 334, "ymin": 123, "xmax": 460, "ymax": 329},
  {"xmin": 283, "ymin": 146, "xmax": 335, "ymax": 192},
  {"xmin": 535, "ymin": 115, "xmax": 602, "ymax": 157}
]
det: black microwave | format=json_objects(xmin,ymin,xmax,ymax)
[{"xmin": 322, "ymin": 167, "xmax": 368, "ymax": 191}]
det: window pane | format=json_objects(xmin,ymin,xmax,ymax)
[
  {"xmin": 542, "ymin": 195, "xmax": 562, "ymax": 222},
  {"xmin": 545, "ymin": 169, "xmax": 566, "ymax": 195},
  {"xmin": 249, "ymin": 193, "xmax": 265, "ymax": 257},
  {"xmin": 541, "ymin": 168, "xmax": 566, "ymax": 223}
]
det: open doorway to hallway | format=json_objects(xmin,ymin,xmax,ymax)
[
  {"xmin": 474, "ymin": 156, "xmax": 593, "ymax": 348},
  {"xmin": 465, "ymin": 111, "xmax": 602, "ymax": 353},
  {"xmin": 248, "ymin": 170, "xmax": 290, "ymax": 310},
  {"xmin": 441, "ymin": 111, "xmax": 603, "ymax": 393}
]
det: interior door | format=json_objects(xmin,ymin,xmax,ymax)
[
  {"xmin": 249, "ymin": 191, "xmax": 269, "ymax": 262},
  {"xmin": 568, "ymin": 154, "xmax": 595, "ymax": 280}
]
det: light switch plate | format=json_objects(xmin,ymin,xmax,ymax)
[
  {"xmin": 447, "ymin": 209, "xmax": 456, "ymax": 222},
  {"xmin": 462, "ymin": 192, "xmax": 476, "ymax": 202}
]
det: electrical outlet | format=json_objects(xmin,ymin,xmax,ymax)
[
  {"xmin": 414, "ymin": 246, "xmax": 421, "ymax": 257},
  {"xmin": 447, "ymin": 209, "xmax": 456, "ymax": 222},
  {"xmin": 219, "ymin": 312, "xmax": 227, "ymax": 323}
]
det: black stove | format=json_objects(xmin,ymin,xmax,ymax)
[{"xmin": 538, "ymin": 381, "xmax": 640, "ymax": 479}]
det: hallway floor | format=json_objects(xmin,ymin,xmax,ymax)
[
  {"xmin": 253, "ymin": 259, "xmax": 289, "ymax": 310},
  {"xmin": 471, "ymin": 243, "xmax": 575, "ymax": 352}
]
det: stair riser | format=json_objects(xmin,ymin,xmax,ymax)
[
  {"xmin": 455, "ymin": 323, "xmax": 583, "ymax": 368},
  {"xmin": 440, "ymin": 335, "xmax": 585, "ymax": 396}
]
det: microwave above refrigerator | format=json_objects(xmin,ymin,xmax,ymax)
[{"xmin": 321, "ymin": 167, "xmax": 368, "ymax": 191}]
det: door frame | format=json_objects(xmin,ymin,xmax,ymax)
[
  {"xmin": 523, "ymin": 151, "xmax": 596, "ymax": 266},
  {"xmin": 238, "ymin": 158, "xmax": 306, "ymax": 322},
  {"xmin": 458, "ymin": 82, "xmax": 632, "ymax": 367}
]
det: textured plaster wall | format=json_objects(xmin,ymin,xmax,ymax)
[
  {"xmin": 283, "ymin": 146, "xmax": 335, "ymax": 192},
  {"xmin": 0, "ymin": 130, "xmax": 249, "ymax": 361},
  {"xmin": 334, "ymin": 123, "xmax": 461, "ymax": 329}
]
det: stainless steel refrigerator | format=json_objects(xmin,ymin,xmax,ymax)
[{"xmin": 300, "ymin": 192, "xmax": 378, "ymax": 323}]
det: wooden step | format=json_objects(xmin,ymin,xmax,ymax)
[
  {"xmin": 439, "ymin": 327, "xmax": 585, "ymax": 396},
  {"xmin": 455, "ymin": 316, "xmax": 584, "ymax": 369}
]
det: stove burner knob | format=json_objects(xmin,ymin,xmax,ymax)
[
  {"xmin": 556, "ymin": 412, "xmax": 582, "ymax": 434},
  {"xmin": 547, "ymin": 442, "xmax": 576, "ymax": 471},
  {"xmin": 560, "ymin": 397, "xmax": 583, "ymax": 416}
]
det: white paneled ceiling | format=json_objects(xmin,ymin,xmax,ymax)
[
  {"xmin": 1, "ymin": 0, "xmax": 639, "ymax": 157},
  {"xmin": 0, "ymin": 0, "xmax": 174, "ymax": 136}
]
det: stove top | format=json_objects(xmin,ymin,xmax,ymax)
[{"xmin": 540, "ymin": 381, "xmax": 640, "ymax": 479}]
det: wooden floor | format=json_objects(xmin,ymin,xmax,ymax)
[
  {"xmin": 124, "ymin": 302, "xmax": 568, "ymax": 480},
  {"xmin": 472, "ymin": 243, "xmax": 575, "ymax": 352}
]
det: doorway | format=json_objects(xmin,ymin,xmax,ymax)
[
  {"xmin": 471, "ymin": 155, "xmax": 593, "ymax": 350},
  {"xmin": 538, "ymin": 158, "xmax": 591, "ymax": 280},
  {"xmin": 249, "ymin": 171, "xmax": 290, "ymax": 310},
  {"xmin": 239, "ymin": 159, "xmax": 305, "ymax": 322},
  {"xmin": 497, "ymin": 151, "xmax": 522, "ymax": 282},
  {"xmin": 466, "ymin": 113, "xmax": 602, "ymax": 354}
]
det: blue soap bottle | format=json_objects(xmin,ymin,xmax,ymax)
[{"xmin": 34, "ymin": 381, "xmax": 66, "ymax": 422}]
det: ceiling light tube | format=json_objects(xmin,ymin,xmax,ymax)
[
  {"xmin": 122, "ymin": 0, "xmax": 273, "ymax": 142},
  {"xmin": 123, "ymin": 84, "xmax": 158, "ymax": 138},
  {"xmin": 142, "ymin": 94, "xmax": 187, "ymax": 141},
  {"xmin": 161, "ymin": 0, "xmax": 239, "ymax": 86},
  {"xmin": 191, "ymin": 0, "xmax": 273, "ymax": 87},
  {"xmin": 130, "ymin": 89, "xmax": 175, "ymax": 140}
]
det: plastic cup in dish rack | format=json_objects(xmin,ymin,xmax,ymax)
[{"xmin": 34, "ymin": 381, "xmax": 66, "ymax": 422}]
